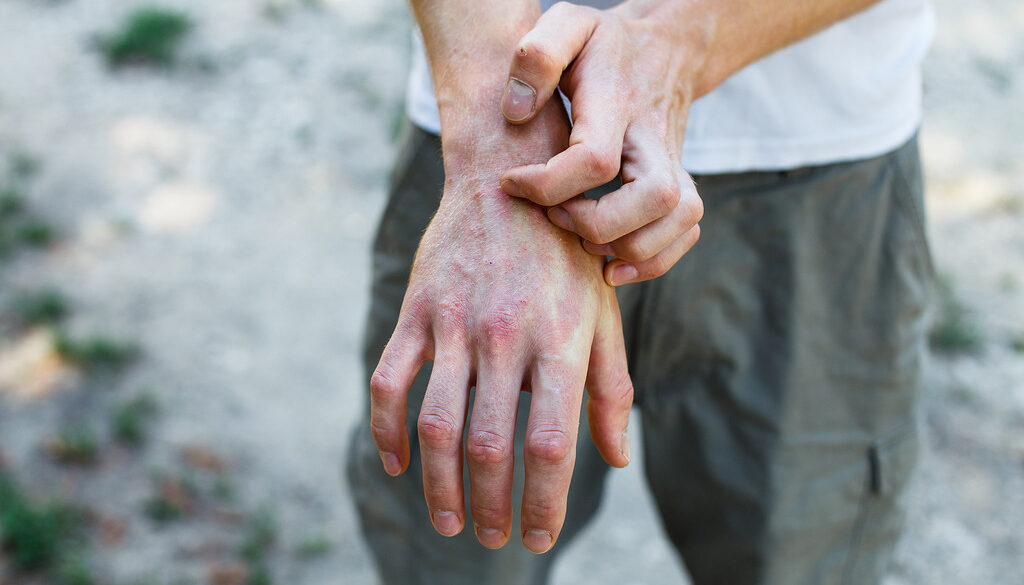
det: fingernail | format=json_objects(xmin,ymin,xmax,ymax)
[
  {"xmin": 584, "ymin": 240, "xmax": 613, "ymax": 257},
  {"xmin": 610, "ymin": 264, "xmax": 638, "ymax": 286},
  {"xmin": 433, "ymin": 511, "xmax": 461, "ymax": 537},
  {"xmin": 380, "ymin": 452, "xmax": 401, "ymax": 476},
  {"xmin": 475, "ymin": 526, "xmax": 506, "ymax": 549},
  {"xmin": 523, "ymin": 529, "xmax": 553, "ymax": 554},
  {"xmin": 501, "ymin": 178, "xmax": 524, "ymax": 197},
  {"xmin": 620, "ymin": 429, "xmax": 631, "ymax": 463},
  {"xmin": 548, "ymin": 207, "xmax": 573, "ymax": 231},
  {"xmin": 502, "ymin": 77, "xmax": 536, "ymax": 122}
]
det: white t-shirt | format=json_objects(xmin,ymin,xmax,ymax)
[{"xmin": 406, "ymin": 0, "xmax": 934, "ymax": 174}]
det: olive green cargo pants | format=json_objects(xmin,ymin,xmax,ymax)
[{"xmin": 347, "ymin": 123, "xmax": 933, "ymax": 585}]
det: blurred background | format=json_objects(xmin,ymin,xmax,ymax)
[{"xmin": 0, "ymin": 0, "xmax": 1021, "ymax": 584}]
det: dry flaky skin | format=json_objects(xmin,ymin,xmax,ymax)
[{"xmin": 369, "ymin": 93, "xmax": 635, "ymax": 553}]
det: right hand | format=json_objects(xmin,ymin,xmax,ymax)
[{"xmin": 369, "ymin": 100, "xmax": 634, "ymax": 553}]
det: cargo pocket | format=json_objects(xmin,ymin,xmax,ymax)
[{"xmin": 841, "ymin": 422, "xmax": 921, "ymax": 585}]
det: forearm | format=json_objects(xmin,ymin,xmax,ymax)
[
  {"xmin": 618, "ymin": 0, "xmax": 882, "ymax": 99},
  {"xmin": 410, "ymin": 0, "xmax": 559, "ymax": 180}
]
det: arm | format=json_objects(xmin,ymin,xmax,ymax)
[
  {"xmin": 499, "ymin": 0, "xmax": 883, "ymax": 285},
  {"xmin": 369, "ymin": 0, "xmax": 634, "ymax": 553}
]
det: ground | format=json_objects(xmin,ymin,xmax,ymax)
[{"xmin": 0, "ymin": 1, "xmax": 1021, "ymax": 584}]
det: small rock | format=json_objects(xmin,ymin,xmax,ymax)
[
  {"xmin": 183, "ymin": 445, "xmax": 229, "ymax": 473},
  {"xmin": 208, "ymin": 562, "xmax": 249, "ymax": 585}
]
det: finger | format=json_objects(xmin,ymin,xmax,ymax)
[
  {"xmin": 550, "ymin": 174, "xmax": 679, "ymax": 245},
  {"xmin": 580, "ymin": 177, "xmax": 701, "ymax": 262},
  {"xmin": 465, "ymin": 359, "xmax": 523, "ymax": 549},
  {"xmin": 417, "ymin": 343, "xmax": 472, "ymax": 537},
  {"xmin": 520, "ymin": 356, "xmax": 586, "ymax": 554},
  {"xmin": 501, "ymin": 2, "xmax": 600, "ymax": 124},
  {"xmin": 370, "ymin": 317, "xmax": 430, "ymax": 477},
  {"xmin": 501, "ymin": 68, "xmax": 629, "ymax": 206},
  {"xmin": 604, "ymin": 223, "xmax": 702, "ymax": 286},
  {"xmin": 548, "ymin": 120, "xmax": 691, "ymax": 245},
  {"xmin": 585, "ymin": 295, "xmax": 633, "ymax": 468}
]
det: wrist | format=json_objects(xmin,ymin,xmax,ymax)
[
  {"xmin": 615, "ymin": 0, "xmax": 724, "ymax": 99},
  {"xmin": 439, "ymin": 97, "xmax": 570, "ymax": 185}
]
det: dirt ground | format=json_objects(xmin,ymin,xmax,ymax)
[{"xmin": 0, "ymin": 1, "xmax": 1021, "ymax": 584}]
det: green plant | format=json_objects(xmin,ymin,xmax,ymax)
[
  {"xmin": 212, "ymin": 477, "xmax": 236, "ymax": 503},
  {"xmin": 0, "ymin": 186, "xmax": 24, "ymax": 218},
  {"xmin": 0, "ymin": 472, "xmax": 83, "ymax": 573},
  {"xmin": 54, "ymin": 331, "xmax": 139, "ymax": 370},
  {"xmin": 294, "ymin": 534, "xmax": 331, "ymax": 559},
  {"xmin": 1009, "ymin": 332, "xmax": 1024, "ymax": 354},
  {"xmin": 247, "ymin": 564, "xmax": 273, "ymax": 585},
  {"xmin": 13, "ymin": 219, "xmax": 55, "ymax": 247},
  {"xmin": 11, "ymin": 288, "xmax": 68, "ymax": 326},
  {"xmin": 929, "ymin": 277, "xmax": 981, "ymax": 354},
  {"xmin": 9, "ymin": 152, "xmax": 41, "ymax": 181},
  {"xmin": 55, "ymin": 551, "xmax": 96, "ymax": 585},
  {"xmin": 239, "ymin": 510, "xmax": 276, "ymax": 563},
  {"xmin": 112, "ymin": 393, "xmax": 158, "ymax": 445},
  {"xmin": 143, "ymin": 475, "xmax": 195, "ymax": 524},
  {"xmin": 44, "ymin": 427, "xmax": 99, "ymax": 465},
  {"xmin": 98, "ymin": 7, "xmax": 193, "ymax": 67}
]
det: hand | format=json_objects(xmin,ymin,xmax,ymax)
[
  {"xmin": 497, "ymin": 1, "xmax": 706, "ymax": 286},
  {"xmin": 369, "ymin": 101, "xmax": 634, "ymax": 553}
]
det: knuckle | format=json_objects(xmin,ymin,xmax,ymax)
[
  {"xmin": 437, "ymin": 297, "xmax": 470, "ymax": 334},
  {"xmin": 370, "ymin": 365, "xmax": 401, "ymax": 400},
  {"xmin": 517, "ymin": 40, "xmax": 560, "ymax": 77},
  {"xmin": 688, "ymin": 193, "xmax": 705, "ymax": 224},
  {"xmin": 481, "ymin": 305, "xmax": 522, "ymax": 349},
  {"xmin": 525, "ymin": 427, "xmax": 573, "ymax": 465},
  {"xmin": 640, "ymin": 256, "xmax": 672, "ymax": 280},
  {"xmin": 532, "ymin": 186, "xmax": 559, "ymax": 206},
  {"xmin": 466, "ymin": 429, "xmax": 513, "ymax": 467},
  {"xmin": 522, "ymin": 498, "xmax": 562, "ymax": 525},
  {"xmin": 579, "ymin": 216, "xmax": 613, "ymax": 245},
  {"xmin": 470, "ymin": 502, "xmax": 508, "ymax": 524},
  {"xmin": 653, "ymin": 182, "xmax": 681, "ymax": 214},
  {"xmin": 370, "ymin": 421, "xmax": 396, "ymax": 446},
  {"xmin": 548, "ymin": 1, "xmax": 576, "ymax": 16},
  {"xmin": 584, "ymin": 145, "xmax": 620, "ymax": 183},
  {"xmin": 619, "ymin": 237, "xmax": 654, "ymax": 262},
  {"xmin": 417, "ymin": 408, "xmax": 460, "ymax": 447}
]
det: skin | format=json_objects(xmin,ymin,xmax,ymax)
[
  {"xmin": 372, "ymin": 0, "xmax": 884, "ymax": 554},
  {"xmin": 371, "ymin": 1, "xmax": 633, "ymax": 554},
  {"xmin": 500, "ymin": 0, "xmax": 882, "ymax": 285}
]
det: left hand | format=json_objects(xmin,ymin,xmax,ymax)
[{"xmin": 497, "ymin": 1, "xmax": 706, "ymax": 286}]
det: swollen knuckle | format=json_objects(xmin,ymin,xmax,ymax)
[
  {"xmin": 437, "ymin": 297, "xmax": 469, "ymax": 333},
  {"xmin": 418, "ymin": 408, "xmax": 459, "ymax": 446},
  {"xmin": 482, "ymin": 305, "xmax": 521, "ymax": 348},
  {"xmin": 526, "ymin": 428, "xmax": 573, "ymax": 464},
  {"xmin": 466, "ymin": 429, "xmax": 512, "ymax": 466}
]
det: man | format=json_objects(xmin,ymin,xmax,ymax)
[{"xmin": 348, "ymin": 0, "xmax": 935, "ymax": 583}]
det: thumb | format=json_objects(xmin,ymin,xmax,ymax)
[
  {"xmin": 501, "ymin": 3, "xmax": 600, "ymax": 124},
  {"xmin": 585, "ymin": 293, "xmax": 634, "ymax": 468}
]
